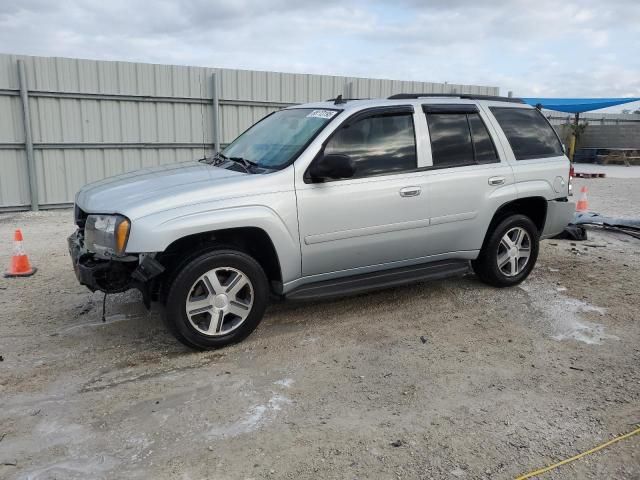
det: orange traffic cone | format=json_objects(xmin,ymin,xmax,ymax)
[
  {"xmin": 4, "ymin": 229, "xmax": 37, "ymax": 277},
  {"xmin": 575, "ymin": 186, "xmax": 589, "ymax": 212}
]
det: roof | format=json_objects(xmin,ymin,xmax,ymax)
[{"xmin": 522, "ymin": 97, "xmax": 640, "ymax": 114}]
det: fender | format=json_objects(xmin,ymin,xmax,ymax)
[
  {"xmin": 126, "ymin": 202, "xmax": 302, "ymax": 284},
  {"xmin": 471, "ymin": 182, "xmax": 519, "ymax": 245},
  {"xmin": 515, "ymin": 179, "xmax": 557, "ymax": 200},
  {"xmin": 488, "ymin": 182, "xmax": 518, "ymax": 203}
]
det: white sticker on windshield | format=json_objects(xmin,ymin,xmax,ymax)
[{"xmin": 306, "ymin": 110, "xmax": 338, "ymax": 119}]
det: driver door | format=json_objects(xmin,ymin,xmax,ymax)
[{"xmin": 296, "ymin": 106, "xmax": 432, "ymax": 277}]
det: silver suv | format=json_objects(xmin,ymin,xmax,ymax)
[{"xmin": 69, "ymin": 94, "xmax": 574, "ymax": 349}]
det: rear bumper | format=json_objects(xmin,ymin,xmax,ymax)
[{"xmin": 541, "ymin": 199, "xmax": 575, "ymax": 239}]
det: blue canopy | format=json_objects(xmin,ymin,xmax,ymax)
[{"xmin": 521, "ymin": 97, "xmax": 640, "ymax": 114}]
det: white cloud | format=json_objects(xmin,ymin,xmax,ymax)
[{"xmin": 0, "ymin": 0, "xmax": 638, "ymax": 105}]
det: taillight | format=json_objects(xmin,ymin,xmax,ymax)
[{"xmin": 568, "ymin": 164, "xmax": 574, "ymax": 196}]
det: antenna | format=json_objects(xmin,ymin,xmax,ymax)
[{"xmin": 334, "ymin": 94, "xmax": 346, "ymax": 105}]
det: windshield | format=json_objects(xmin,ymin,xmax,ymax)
[{"xmin": 221, "ymin": 108, "xmax": 340, "ymax": 170}]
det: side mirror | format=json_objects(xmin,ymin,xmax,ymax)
[{"xmin": 309, "ymin": 154, "xmax": 356, "ymax": 181}]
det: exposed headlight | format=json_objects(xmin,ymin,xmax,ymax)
[{"xmin": 85, "ymin": 214, "xmax": 131, "ymax": 256}]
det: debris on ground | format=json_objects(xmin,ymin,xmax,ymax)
[
  {"xmin": 574, "ymin": 212, "xmax": 640, "ymax": 240},
  {"xmin": 450, "ymin": 467, "xmax": 467, "ymax": 478},
  {"xmin": 553, "ymin": 224, "xmax": 588, "ymax": 241}
]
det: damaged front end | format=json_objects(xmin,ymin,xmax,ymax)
[{"xmin": 68, "ymin": 207, "xmax": 164, "ymax": 308}]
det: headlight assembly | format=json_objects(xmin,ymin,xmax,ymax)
[{"xmin": 84, "ymin": 214, "xmax": 130, "ymax": 256}]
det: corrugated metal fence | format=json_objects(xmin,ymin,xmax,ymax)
[{"xmin": 0, "ymin": 54, "xmax": 498, "ymax": 211}]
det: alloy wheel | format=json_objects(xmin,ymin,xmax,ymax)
[
  {"xmin": 496, "ymin": 227, "xmax": 531, "ymax": 277},
  {"xmin": 185, "ymin": 267, "xmax": 254, "ymax": 336}
]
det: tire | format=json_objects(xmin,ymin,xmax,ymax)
[
  {"xmin": 472, "ymin": 214, "xmax": 539, "ymax": 288},
  {"xmin": 164, "ymin": 249, "xmax": 269, "ymax": 350}
]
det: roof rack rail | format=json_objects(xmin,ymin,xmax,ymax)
[
  {"xmin": 325, "ymin": 97, "xmax": 369, "ymax": 103},
  {"xmin": 387, "ymin": 93, "xmax": 525, "ymax": 104}
]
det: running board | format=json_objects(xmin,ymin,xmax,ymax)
[{"xmin": 285, "ymin": 260, "xmax": 471, "ymax": 301}]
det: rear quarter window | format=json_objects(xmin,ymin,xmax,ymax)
[{"xmin": 490, "ymin": 107, "xmax": 563, "ymax": 160}]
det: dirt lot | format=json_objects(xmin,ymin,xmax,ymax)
[{"xmin": 1, "ymin": 176, "xmax": 639, "ymax": 480}]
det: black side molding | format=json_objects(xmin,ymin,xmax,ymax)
[{"xmin": 285, "ymin": 260, "xmax": 471, "ymax": 301}]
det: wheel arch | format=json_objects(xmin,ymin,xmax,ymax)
[
  {"xmin": 128, "ymin": 204, "xmax": 301, "ymax": 291},
  {"xmin": 480, "ymin": 196, "xmax": 547, "ymax": 250},
  {"xmin": 158, "ymin": 227, "xmax": 284, "ymax": 294}
]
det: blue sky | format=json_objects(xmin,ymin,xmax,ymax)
[{"xmin": 1, "ymin": 0, "xmax": 639, "ymax": 112}]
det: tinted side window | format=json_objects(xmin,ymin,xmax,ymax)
[
  {"xmin": 468, "ymin": 113, "xmax": 498, "ymax": 164},
  {"xmin": 324, "ymin": 112, "xmax": 417, "ymax": 178},
  {"xmin": 490, "ymin": 107, "xmax": 563, "ymax": 160},
  {"xmin": 427, "ymin": 113, "xmax": 473, "ymax": 167}
]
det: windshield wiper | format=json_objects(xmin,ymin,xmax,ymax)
[
  {"xmin": 227, "ymin": 156, "xmax": 258, "ymax": 172},
  {"xmin": 201, "ymin": 152, "xmax": 258, "ymax": 172},
  {"xmin": 198, "ymin": 152, "xmax": 227, "ymax": 166}
]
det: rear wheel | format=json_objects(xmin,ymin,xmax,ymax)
[
  {"xmin": 472, "ymin": 214, "xmax": 539, "ymax": 287},
  {"xmin": 165, "ymin": 249, "xmax": 269, "ymax": 349}
]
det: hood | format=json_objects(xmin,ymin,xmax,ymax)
[{"xmin": 76, "ymin": 161, "xmax": 252, "ymax": 219}]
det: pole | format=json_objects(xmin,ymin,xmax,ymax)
[
  {"xmin": 568, "ymin": 112, "xmax": 579, "ymax": 161},
  {"xmin": 17, "ymin": 60, "xmax": 38, "ymax": 211},
  {"xmin": 211, "ymin": 72, "xmax": 221, "ymax": 154}
]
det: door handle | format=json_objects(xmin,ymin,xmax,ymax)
[
  {"xmin": 488, "ymin": 176, "xmax": 505, "ymax": 186},
  {"xmin": 399, "ymin": 186, "xmax": 421, "ymax": 197}
]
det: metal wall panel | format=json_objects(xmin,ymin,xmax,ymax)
[
  {"xmin": 0, "ymin": 53, "xmax": 499, "ymax": 209},
  {"xmin": 0, "ymin": 95, "xmax": 24, "ymax": 143},
  {"xmin": 0, "ymin": 150, "xmax": 31, "ymax": 208},
  {"xmin": 32, "ymin": 147, "xmax": 209, "ymax": 205}
]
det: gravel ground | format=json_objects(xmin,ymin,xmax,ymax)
[{"xmin": 0, "ymin": 177, "xmax": 638, "ymax": 480}]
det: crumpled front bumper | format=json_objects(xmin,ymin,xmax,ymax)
[
  {"xmin": 68, "ymin": 230, "xmax": 165, "ymax": 297},
  {"xmin": 67, "ymin": 230, "xmax": 136, "ymax": 293},
  {"xmin": 68, "ymin": 230, "xmax": 98, "ymax": 290}
]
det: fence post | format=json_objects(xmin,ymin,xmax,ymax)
[
  {"xmin": 17, "ymin": 59, "xmax": 38, "ymax": 211},
  {"xmin": 211, "ymin": 72, "xmax": 221, "ymax": 154}
]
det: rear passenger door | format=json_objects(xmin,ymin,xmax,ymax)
[
  {"xmin": 421, "ymin": 104, "xmax": 516, "ymax": 256},
  {"xmin": 487, "ymin": 106, "xmax": 569, "ymax": 199}
]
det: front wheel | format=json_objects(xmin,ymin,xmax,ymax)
[
  {"xmin": 165, "ymin": 249, "xmax": 269, "ymax": 349},
  {"xmin": 472, "ymin": 214, "xmax": 539, "ymax": 287}
]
